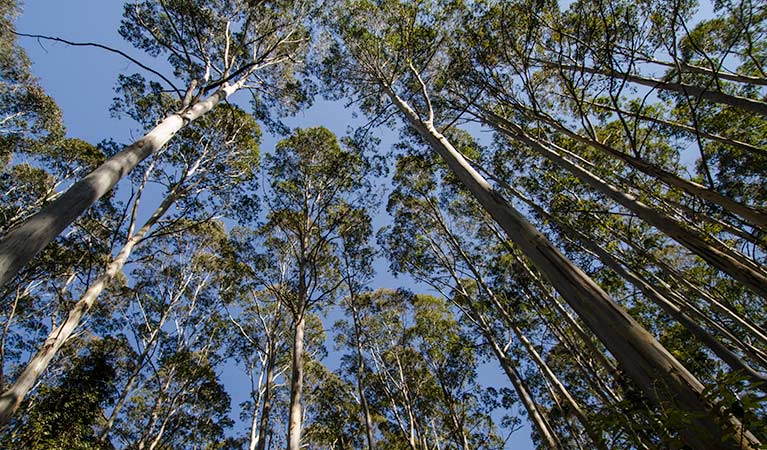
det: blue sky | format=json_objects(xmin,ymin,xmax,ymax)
[{"xmin": 16, "ymin": 1, "xmax": 532, "ymax": 448}]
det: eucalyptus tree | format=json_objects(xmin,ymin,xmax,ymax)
[
  {"xmin": 0, "ymin": 1, "xmax": 123, "ymax": 395},
  {"xmin": 455, "ymin": 0, "xmax": 767, "ymax": 384},
  {"xmin": 334, "ymin": 183, "xmax": 379, "ymax": 450},
  {"xmin": 0, "ymin": 137, "xmax": 117, "ymax": 393},
  {"xmin": 451, "ymin": 0, "xmax": 767, "ymax": 302},
  {"xmin": 322, "ymin": 1, "xmax": 761, "ymax": 448},
  {"xmin": 301, "ymin": 362, "xmax": 366, "ymax": 449},
  {"xmin": 470, "ymin": 0, "xmax": 767, "ymax": 228},
  {"xmin": 225, "ymin": 289, "xmax": 292, "ymax": 450},
  {"xmin": 253, "ymin": 127, "xmax": 374, "ymax": 450},
  {"xmin": 0, "ymin": 0, "xmax": 315, "ymax": 288},
  {"xmin": 222, "ymin": 227, "xmax": 294, "ymax": 450},
  {"xmin": 0, "ymin": 79, "xmax": 261, "ymax": 423}
]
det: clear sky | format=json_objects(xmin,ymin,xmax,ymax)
[{"xmin": 16, "ymin": 1, "xmax": 533, "ymax": 448}]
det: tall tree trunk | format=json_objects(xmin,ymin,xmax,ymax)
[
  {"xmin": 462, "ymin": 291, "xmax": 564, "ymax": 450},
  {"xmin": 0, "ymin": 183, "xmax": 182, "ymax": 424},
  {"xmin": 385, "ymin": 87, "xmax": 760, "ymax": 450},
  {"xmin": 547, "ymin": 62, "xmax": 767, "ymax": 116},
  {"xmin": 352, "ymin": 306, "xmax": 376, "ymax": 450},
  {"xmin": 503, "ymin": 183, "xmax": 767, "ymax": 385},
  {"xmin": 424, "ymin": 195, "xmax": 605, "ymax": 448},
  {"xmin": 509, "ymin": 108, "xmax": 767, "ymax": 229},
  {"xmin": 579, "ymin": 99, "xmax": 767, "ymax": 157},
  {"xmin": 137, "ymin": 373, "xmax": 175, "ymax": 450},
  {"xmin": 0, "ymin": 81, "xmax": 243, "ymax": 289},
  {"xmin": 255, "ymin": 345, "xmax": 276, "ymax": 450},
  {"xmin": 287, "ymin": 313, "xmax": 305, "ymax": 450},
  {"xmin": 488, "ymin": 114, "xmax": 767, "ymax": 301}
]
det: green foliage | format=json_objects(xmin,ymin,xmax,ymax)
[{"xmin": 1, "ymin": 338, "xmax": 121, "ymax": 450}]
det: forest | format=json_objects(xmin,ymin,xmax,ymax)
[{"xmin": 1, "ymin": 0, "xmax": 766, "ymax": 449}]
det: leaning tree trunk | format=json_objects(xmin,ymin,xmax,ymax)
[
  {"xmin": 425, "ymin": 196, "xmax": 606, "ymax": 448},
  {"xmin": 487, "ymin": 114, "xmax": 767, "ymax": 301},
  {"xmin": 98, "ymin": 308, "xmax": 170, "ymax": 443},
  {"xmin": 0, "ymin": 81, "xmax": 244, "ymax": 289},
  {"xmin": 511, "ymin": 108, "xmax": 767, "ymax": 229},
  {"xmin": 385, "ymin": 86, "xmax": 761, "ymax": 450},
  {"xmin": 501, "ymin": 181, "xmax": 767, "ymax": 386},
  {"xmin": 0, "ymin": 182, "xmax": 183, "ymax": 424},
  {"xmin": 580, "ymin": 99, "xmax": 767, "ymax": 158},
  {"xmin": 548, "ymin": 62, "xmax": 767, "ymax": 116},
  {"xmin": 457, "ymin": 283, "xmax": 564, "ymax": 450}
]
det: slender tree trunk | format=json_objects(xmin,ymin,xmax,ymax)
[
  {"xmin": 0, "ymin": 82, "xmax": 242, "ymax": 289},
  {"xmin": 137, "ymin": 374, "xmax": 175, "ymax": 450},
  {"xmin": 489, "ymin": 114, "xmax": 767, "ymax": 301},
  {"xmin": 0, "ymin": 184, "xmax": 182, "ymax": 424},
  {"xmin": 385, "ymin": 87, "xmax": 760, "ymax": 450},
  {"xmin": 469, "ymin": 300, "xmax": 564, "ymax": 450},
  {"xmin": 255, "ymin": 346, "xmax": 276, "ymax": 450},
  {"xmin": 579, "ymin": 99, "xmax": 767, "ymax": 157},
  {"xmin": 287, "ymin": 313, "xmax": 305, "ymax": 450},
  {"xmin": 425, "ymin": 196, "xmax": 605, "ymax": 448},
  {"xmin": 510, "ymin": 108, "xmax": 767, "ymax": 229},
  {"xmin": 352, "ymin": 306, "xmax": 376, "ymax": 450},
  {"xmin": 616, "ymin": 227, "xmax": 767, "ymax": 350},
  {"xmin": 548, "ymin": 62, "xmax": 767, "ymax": 116},
  {"xmin": 505, "ymin": 184, "xmax": 767, "ymax": 385},
  {"xmin": 642, "ymin": 58, "xmax": 767, "ymax": 86},
  {"xmin": 98, "ymin": 307, "xmax": 171, "ymax": 443},
  {"xmin": 0, "ymin": 283, "xmax": 27, "ymax": 389}
]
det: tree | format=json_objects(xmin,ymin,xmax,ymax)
[
  {"xmin": 0, "ymin": 0, "xmax": 313, "ymax": 288},
  {"xmin": 102, "ymin": 221, "xmax": 235, "ymax": 449},
  {"xmin": 335, "ymin": 289, "xmax": 507, "ymax": 450},
  {"xmin": 253, "ymin": 127, "xmax": 374, "ymax": 450},
  {"xmin": 0, "ymin": 87, "xmax": 261, "ymax": 423}
]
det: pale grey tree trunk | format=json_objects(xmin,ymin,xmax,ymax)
[
  {"xmin": 505, "ymin": 184, "xmax": 767, "ymax": 385},
  {"xmin": 551, "ymin": 63, "xmax": 767, "ymax": 116},
  {"xmin": 432, "ymin": 244, "xmax": 563, "ymax": 448},
  {"xmin": 489, "ymin": 115, "xmax": 767, "ymax": 301},
  {"xmin": 255, "ymin": 348, "xmax": 276, "ymax": 450},
  {"xmin": 510, "ymin": 108, "xmax": 767, "ymax": 229},
  {"xmin": 286, "ymin": 313, "xmax": 305, "ymax": 450},
  {"xmin": 98, "ymin": 304, "xmax": 172, "ymax": 443},
  {"xmin": 0, "ymin": 82, "xmax": 241, "ymax": 289},
  {"xmin": 352, "ymin": 306, "xmax": 376, "ymax": 450},
  {"xmin": 385, "ymin": 87, "xmax": 761, "ymax": 450}
]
